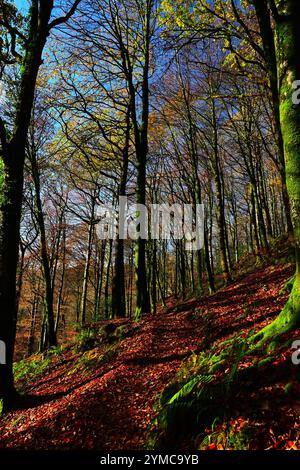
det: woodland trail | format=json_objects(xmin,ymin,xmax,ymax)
[{"xmin": 0, "ymin": 262, "xmax": 293, "ymax": 450}]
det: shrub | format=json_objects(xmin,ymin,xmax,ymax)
[
  {"xmin": 76, "ymin": 327, "xmax": 99, "ymax": 352},
  {"xmin": 13, "ymin": 354, "xmax": 51, "ymax": 385},
  {"xmin": 153, "ymin": 334, "xmax": 248, "ymax": 448}
]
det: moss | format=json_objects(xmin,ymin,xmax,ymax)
[
  {"xmin": 68, "ymin": 344, "xmax": 118, "ymax": 376},
  {"xmin": 284, "ymin": 382, "xmax": 293, "ymax": 395},
  {"xmin": 76, "ymin": 327, "xmax": 99, "ymax": 352},
  {"xmin": 257, "ymin": 356, "xmax": 274, "ymax": 368},
  {"xmin": 280, "ymin": 274, "xmax": 295, "ymax": 294},
  {"xmin": 249, "ymin": 276, "xmax": 300, "ymax": 349},
  {"xmin": 13, "ymin": 354, "xmax": 51, "ymax": 388},
  {"xmin": 114, "ymin": 324, "xmax": 132, "ymax": 339}
]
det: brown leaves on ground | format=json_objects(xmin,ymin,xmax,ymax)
[{"xmin": 0, "ymin": 262, "xmax": 299, "ymax": 450}]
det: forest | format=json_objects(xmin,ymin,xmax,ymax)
[{"xmin": 0, "ymin": 0, "xmax": 300, "ymax": 458}]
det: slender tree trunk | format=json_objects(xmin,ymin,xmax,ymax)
[
  {"xmin": 252, "ymin": 181, "xmax": 268, "ymax": 250},
  {"xmin": 15, "ymin": 243, "xmax": 26, "ymax": 326},
  {"xmin": 80, "ymin": 200, "xmax": 95, "ymax": 325},
  {"xmin": 210, "ymin": 97, "xmax": 231, "ymax": 283},
  {"xmin": 111, "ymin": 111, "xmax": 130, "ymax": 318},
  {"xmin": 30, "ymin": 150, "xmax": 56, "ymax": 349},
  {"xmin": 28, "ymin": 281, "xmax": 40, "ymax": 357},
  {"xmin": 204, "ymin": 218, "xmax": 215, "ymax": 293},
  {"xmin": 55, "ymin": 224, "xmax": 66, "ymax": 334},
  {"xmin": 250, "ymin": 187, "xmax": 260, "ymax": 252},
  {"xmin": 105, "ymin": 238, "xmax": 113, "ymax": 318},
  {"xmin": 150, "ymin": 240, "xmax": 157, "ymax": 314}
]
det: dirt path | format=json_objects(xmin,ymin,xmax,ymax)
[
  {"xmin": 0, "ymin": 312, "xmax": 203, "ymax": 450},
  {"xmin": 0, "ymin": 262, "xmax": 293, "ymax": 450}
]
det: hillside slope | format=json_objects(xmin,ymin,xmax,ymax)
[{"xmin": 0, "ymin": 261, "xmax": 298, "ymax": 450}]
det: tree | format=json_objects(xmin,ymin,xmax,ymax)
[
  {"xmin": 160, "ymin": 0, "xmax": 293, "ymax": 235},
  {"xmin": 27, "ymin": 109, "xmax": 57, "ymax": 350},
  {"xmin": 251, "ymin": 0, "xmax": 300, "ymax": 344},
  {"xmin": 0, "ymin": 0, "xmax": 80, "ymax": 410}
]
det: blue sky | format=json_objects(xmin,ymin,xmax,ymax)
[
  {"xmin": 15, "ymin": 0, "xmax": 28, "ymax": 12},
  {"xmin": 15, "ymin": 0, "xmax": 26, "ymax": 7}
]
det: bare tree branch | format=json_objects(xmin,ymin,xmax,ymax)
[{"xmin": 48, "ymin": 0, "xmax": 82, "ymax": 31}]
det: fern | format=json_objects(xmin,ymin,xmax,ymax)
[{"xmin": 155, "ymin": 334, "xmax": 249, "ymax": 446}]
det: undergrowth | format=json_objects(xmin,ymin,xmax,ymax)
[
  {"xmin": 75, "ymin": 323, "xmax": 135, "ymax": 352},
  {"xmin": 14, "ymin": 347, "xmax": 63, "ymax": 387},
  {"xmin": 68, "ymin": 344, "xmax": 119, "ymax": 376},
  {"xmin": 150, "ymin": 332, "xmax": 255, "ymax": 449},
  {"xmin": 198, "ymin": 417, "xmax": 253, "ymax": 450}
]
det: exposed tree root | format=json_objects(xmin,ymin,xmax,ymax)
[{"xmin": 248, "ymin": 276, "xmax": 300, "ymax": 352}]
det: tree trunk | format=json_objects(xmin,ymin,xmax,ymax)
[
  {"xmin": 252, "ymin": 0, "xmax": 293, "ymax": 235},
  {"xmin": 80, "ymin": 201, "xmax": 95, "ymax": 325},
  {"xmin": 30, "ymin": 150, "xmax": 56, "ymax": 349},
  {"xmin": 210, "ymin": 96, "xmax": 231, "ymax": 283},
  {"xmin": 0, "ymin": 2, "xmax": 54, "ymax": 407},
  {"xmin": 252, "ymin": 0, "xmax": 300, "ymax": 343},
  {"xmin": 111, "ymin": 110, "xmax": 130, "ymax": 319},
  {"xmin": 55, "ymin": 224, "xmax": 66, "ymax": 334},
  {"xmin": 105, "ymin": 238, "xmax": 113, "ymax": 318}
]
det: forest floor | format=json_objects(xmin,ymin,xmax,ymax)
[{"xmin": 1, "ymin": 255, "xmax": 300, "ymax": 450}]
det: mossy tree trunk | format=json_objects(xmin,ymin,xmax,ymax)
[
  {"xmin": 252, "ymin": 0, "xmax": 293, "ymax": 236},
  {"xmin": 252, "ymin": 0, "xmax": 300, "ymax": 345}
]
